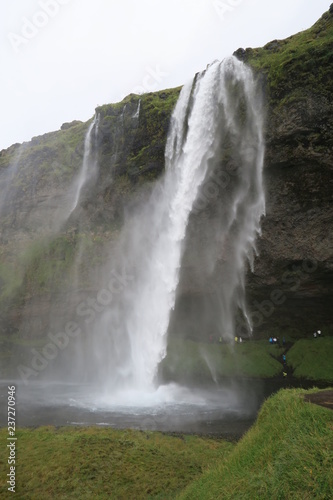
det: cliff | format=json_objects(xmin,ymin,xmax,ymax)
[
  {"xmin": 0, "ymin": 8, "xmax": 332, "ymax": 367},
  {"xmin": 238, "ymin": 7, "xmax": 333, "ymax": 336}
]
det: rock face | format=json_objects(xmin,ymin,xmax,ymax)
[
  {"xmin": 247, "ymin": 102, "xmax": 333, "ymax": 336},
  {"xmin": 0, "ymin": 8, "xmax": 332, "ymax": 357},
  {"xmin": 240, "ymin": 8, "xmax": 333, "ymax": 336}
]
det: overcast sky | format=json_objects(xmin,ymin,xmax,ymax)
[{"xmin": 0, "ymin": 0, "xmax": 329, "ymax": 151}]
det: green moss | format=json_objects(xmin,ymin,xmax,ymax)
[
  {"xmin": 96, "ymin": 87, "xmax": 180, "ymax": 182},
  {"xmin": 244, "ymin": 10, "xmax": 333, "ymax": 106},
  {"xmin": 0, "ymin": 231, "xmax": 108, "ymax": 319},
  {"xmin": 0, "ymin": 121, "xmax": 88, "ymax": 207},
  {"xmin": 0, "ymin": 261, "xmax": 24, "ymax": 301},
  {"xmin": 21, "ymin": 236, "xmax": 76, "ymax": 293},
  {"xmin": 20, "ymin": 232, "xmax": 108, "ymax": 294}
]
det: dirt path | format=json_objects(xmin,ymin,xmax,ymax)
[{"xmin": 304, "ymin": 390, "xmax": 333, "ymax": 410}]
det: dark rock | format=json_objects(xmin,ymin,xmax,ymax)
[{"xmin": 233, "ymin": 48, "xmax": 246, "ymax": 60}]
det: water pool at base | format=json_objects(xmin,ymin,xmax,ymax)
[{"xmin": 1, "ymin": 378, "xmax": 295, "ymax": 439}]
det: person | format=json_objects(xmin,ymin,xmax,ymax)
[
  {"xmin": 235, "ymin": 336, "xmax": 238, "ymax": 343},
  {"xmin": 313, "ymin": 331, "xmax": 317, "ymax": 338},
  {"xmin": 282, "ymin": 354, "xmax": 286, "ymax": 364},
  {"xmin": 317, "ymin": 330, "xmax": 321, "ymax": 337},
  {"xmin": 239, "ymin": 337, "xmax": 243, "ymax": 343},
  {"xmin": 283, "ymin": 371, "xmax": 287, "ymax": 377},
  {"xmin": 269, "ymin": 337, "xmax": 273, "ymax": 344}
]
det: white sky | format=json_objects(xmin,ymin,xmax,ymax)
[{"xmin": 0, "ymin": 0, "xmax": 329, "ymax": 150}]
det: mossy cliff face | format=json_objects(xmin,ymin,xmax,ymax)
[
  {"xmin": 241, "ymin": 8, "xmax": 333, "ymax": 336},
  {"xmin": 0, "ymin": 8, "xmax": 332, "ymax": 353},
  {"xmin": 0, "ymin": 88, "xmax": 181, "ymax": 357}
]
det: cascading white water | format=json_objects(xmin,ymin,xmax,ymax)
[
  {"xmin": 184, "ymin": 57, "xmax": 266, "ymax": 342},
  {"xmin": 69, "ymin": 114, "xmax": 99, "ymax": 215},
  {"xmin": 87, "ymin": 56, "xmax": 265, "ymax": 400},
  {"xmin": 132, "ymin": 99, "xmax": 141, "ymax": 120}
]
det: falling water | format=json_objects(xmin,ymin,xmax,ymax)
[
  {"xmin": 87, "ymin": 56, "xmax": 265, "ymax": 399},
  {"xmin": 0, "ymin": 144, "xmax": 26, "ymax": 218},
  {"xmin": 132, "ymin": 99, "xmax": 141, "ymax": 120},
  {"xmin": 69, "ymin": 114, "xmax": 99, "ymax": 215},
  {"xmin": 177, "ymin": 57, "xmax": 266, "ymax": 343}
]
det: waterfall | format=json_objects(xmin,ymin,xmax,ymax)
[
  {"xmin": 179, "ymin": 57, "xmax": 266, "ymax": 342},
  {"xmin": 88, "ymin": 56, "xmax": 265, "ymax": 398},
  {"xmin": 69, "ymin": 114, "xmax": 99, "ymax": 215},
  {"xmin": 0, "ymin": 144, "xmax": 26, "ymax": 218},
  {"xmin": 132, "ymin": 99, "xmax": 141, "ymax": 120}
]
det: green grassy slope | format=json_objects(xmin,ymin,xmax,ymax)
[
  {"xmin": 244, "ymin": 9, "xmax": 333, "ymax": 105},
  {"xmin": 179, "ymin": 388, "xmax": 333, "ymax": 500},
  {"xmin": 159, "ymin": 337, "xmax": 333, "ymax": 384},
  {"xmin": 287, "ymin": 337, "xmax": 333, "ymax": 382},
  {"xmin": 0, "ymin": 427, "xmax": 233, "ymax": 499},
  {"xmin": 159, "ymin": 338, "xmax": 284, "ymax": 383}
]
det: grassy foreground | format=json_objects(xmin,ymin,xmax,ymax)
[
  {"xmin": 0, "ymin": 427, "xmax": 233, "ymax": 499},
  {"xmin": 1, "ymin": 389, "xmax": 332, "ymax": 499},
  {"xmin": 179, "ymin": 388, "xmax": 333, "ymax": 500}
]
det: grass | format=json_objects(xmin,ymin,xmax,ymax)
[
  {"xmin": 159, "ymin": 338, "xmax": 285, "ymax": 383},
  {"xmin": 0, "ymin": 427, "xmax": 233, "ymax": 499},
  {"xmin": 160, "ymin": 334, "xmax": 333, "ymax": 385},
  {"xmin": 178, "ymin": 388, "xmax": 333, "ymax": 499},
  {"xmin": 245, "ymin": 9, "xmax": 333, "ymax": 104},
  {"xmin": 0, "ymin": 120, "xmax": 87, "ymax": 183},
  {"xmin": 287, "ymin": 337, "xmax": 333, "ymax": 383}
]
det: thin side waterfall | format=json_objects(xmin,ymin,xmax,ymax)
[
  {"xmin": 69, "ymin": 114, "xmax": 99, "ymax": 215},
  {"xmin": 0, "ymin": 144, "xmax": 26, "ymax": 217},
  {"xmin": 86, "ymin": 56, "xmax": 265, "ymax": 401},
  {"xmin": 132, "ymin": 99, "xmax": 141, "ymax": 120}
]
